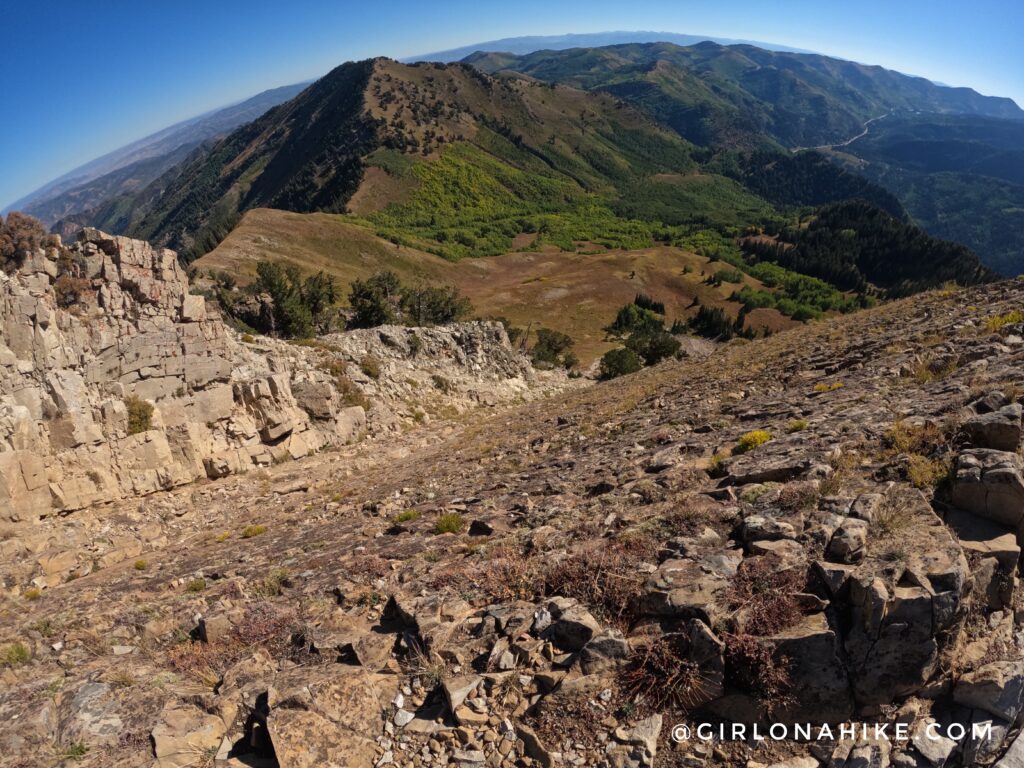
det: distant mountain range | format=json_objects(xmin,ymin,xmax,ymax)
[
  {"xmin": 12, "ymin": 34, "xmax": 1024, "ymax": 277},
  {"xmin": 7, "ymin": 82, "xmax": 309, "ymax": 225},
  {"xmin": 825, "ymin": 113, "xmax": 1024, "ymax": 274},
  {"xmin": 55, "ymin": 43, "xmax": 990, "ymax": 298},
  {"xmin": 468, "ymin": 42, "xmax": 1023, "ymax": 148},
  {"xmin": 405, "ymin": 30, "xmax": 816, "ymax": 62},
  {"xmin": 18, "ymin": 28, "xmax": 1007, "ymax": 225}
]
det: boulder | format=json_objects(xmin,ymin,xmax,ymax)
[
  {"xmin": 954, "ymin": 661, "xmax": 1024, "ymax": 722},
  {"xmin": 962, "ymin": 403, "xmax": 1023, "ymax": 452},
  {"xmin": 772, "ymin": 613, "xmax": 853, "ymax": 723},
  {"xmin": 644, "ymin": 551, "xmax": 741, "ymax": 626},
  {"xmin": 265, "ymin": 667, "xmax": 396, "ymax": 768},
  {"xmin": 151, "ymin": 702, "xmax": 226, "ymax": 768},
  {"xmin": 742, "ymin": 514, "xmax": 798, "ymax": 542},
  {"xmin": 952, "ymin": 450, "xmax": 1024, "ymax": 529},
  {"xmin": 541, "ymin": 597, "xmax": 602, "ymax": 651},
  {"xmin": 845, "ymin": 580, "xmax": 940, "ymax": 706},
  {"xmin": 827, "ymin": 518, "xmax": 869, "ymax": 563}
]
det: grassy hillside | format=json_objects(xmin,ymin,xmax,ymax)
[
  {"xmin": 67, "ymin": 49, "xmax": 995, "ymax": 330},
  {"xmin": 76, "ymin": 53, "xmax": 912, "ymax": 267},
  {"xmin": 195, "ymin": 208, "xmax": 801, "ymax": 361},
  {"xmin": 465, "ymin": 43, "xmax": 1023, "ymax": 275}
]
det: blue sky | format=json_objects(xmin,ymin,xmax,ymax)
[{"xmin": 2, "ymin": 0, "xmax": 1022, "ymax": 208}]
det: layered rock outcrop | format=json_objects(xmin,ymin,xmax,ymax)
[{"xmin": 0, "ymin": 229, "xmax": 366, "ymax": 522}]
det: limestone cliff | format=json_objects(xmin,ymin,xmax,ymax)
[{"xmin": 0, "ymin": 229, "xmax": 365, "ymax": 522}]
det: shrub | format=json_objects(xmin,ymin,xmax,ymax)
[
  {"xmin": 434, "ymin": 513, "xmax": 465, "ymax": 535},
  {"xmin": 736, "ymin": 430, "xmax": 772, "ymax": 453},
  {"xmin": 883, "ymin": 420, "xmax": 946, "ymax": 455},
  {"xmin": 401, "ymin": 284, "xmax": 472, "ymax": 325},
  {"xmin": 688, "ymin": 305, "xmax": 753, "ymax": 341},
  {"xmin": 626, "ymin": 329, "xmax": 681, "ymax": 366},
  {"xmin": 605, "ymin": 303, "xmax": 663, "ymax": 338},
  {"xmin": 0, "ymin": 212, "xmax": 48, "ymax": 273},
  {"xmin": 240, "ymin": 524, "xmax": 267, "ymax": 539},
  {"xmin": 359, "ymin": 355, "xmax": 382, "ymax": 380},
  {"xmin": 133, "ymin": 559, "xmax": 148, "ymax": 571},
  {"xmin": 874, "ymin": 493, "xmax": 916, "ymax": 536},
  {"xmin": 23, "ymin": 587, "xmax": 41, "ymax": 601},
  {"xmin": 727, "ymin": 556, "xmax": 804, "ymax": 635},
  {"xmin": 910, "ymin": 354, "xmax": 958, "ymax": 383},
  {"xmin": 531, "ymin": 328, "xmax": 574, "ymax": 368},
  {"xmin": 723, "ymin": 633, "xmax": 793, "ymax": 713},
  {"xmin": 714, "ymin": 267, "xmax": 744, "ymax": 284},
  {"xmin": 256, "ymin": 568, "xmax": 290, "ymax": 597},
  {"xmin": 619, "ymin": 633, "xmax": 704, "ymax": 711},
  {"xmin": 633, "ymin": 293, "xmax": 666, "ymax": 315},
  {"xmin": 786, "ymin": 419, "xmax": 808, "ymax": 433},
  {"xmin": 337, "ymin": 375, "xmax": 370, "ymax": 409},
  {"xmin": 599, "ymin": 347, "xmax": 642, "ymax": 380},
  {"xmin": 252, "ymin": 261, "xmax": 338, "ymax": 338},
  {"xmin": 544, "ymin": 542, "xmax": 649, "ymax": 627},
  {"xmin": 394, "ymin": 510, "xmax": 421, "ymax": 524},
  {"xmin": 493, "ymin": 316, "xmax": 525, "ymax": 346},
  {"xmin": 125, "ymin": 395, "xmax": 154, "ymax": 435},
  {"xmin": 906, "ymin": 454, "xmax": 951, "ymax": 490},
  {"xmin": 408, "ymin": 333, "xmax": 423, "ymax": 356},
  {"xmin": 348, "ymin": 271, "xmax": 401, "ymax": 328},
  {"xmin": 54, "ymin": 275, "xmax": 92, "ymax": 308}
]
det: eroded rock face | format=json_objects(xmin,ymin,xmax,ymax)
[
  {"xmin": 0, "ymin": 230, "xmax": 364, "ymax": 521},
  {"xmin": 0, "ymin": 230, "xmax": 558, "ymax": 524}
]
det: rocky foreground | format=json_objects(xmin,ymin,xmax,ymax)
[{"xmin": 5, "ymin": 260, "xmax": 1024, "ymax": 767}]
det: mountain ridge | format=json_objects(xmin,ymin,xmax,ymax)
[
  {"xmin": 406, "ymin": 29, "xmax": 817, "ymax": 62},
  {"xmin": 5, "ymin": 82, "xmax": 309, "ymax": 221}
]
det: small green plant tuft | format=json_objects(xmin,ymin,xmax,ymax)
[
  {"xmin": 394, "ymin": 510, "xmax": 421, "ymax": 524},
  {"xmin": 241, "ymin": 524, "xmax": 267, "ymax": 539},
  {"xmin": 186, "ymin": 578, "xmax": 207, "ymax": 593},
  {"xmin": 57, "ymin": 743, "xmax": 89, "ymax": 761},
  {"xmin": 23, "ymin": 587, "xmax": 41, "ymax": 601},
  {"xmin": 736, "ymin": 430, "xmax": 772, "ymax": 453},
  {"xmin": 2, "ymin": 642, "xmax": 30, "ymax": 666},
  {"xmin": 256, "ymin": 568, "xmax": 290, "ymax": 597},
  {"xmin": 984, "ymin": 310, "xmax": 1024, "ymax": 333},
  {"xmin": 133, "ymin": 559, "xmax": 148, "ymax": 571},
  {"xmin": 786, "ymin": 419, "xmax": 808, "ymax": 433},
  {"xmin": 434, "ymin": 513, "xmax": 465, "ymax": 535}
]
